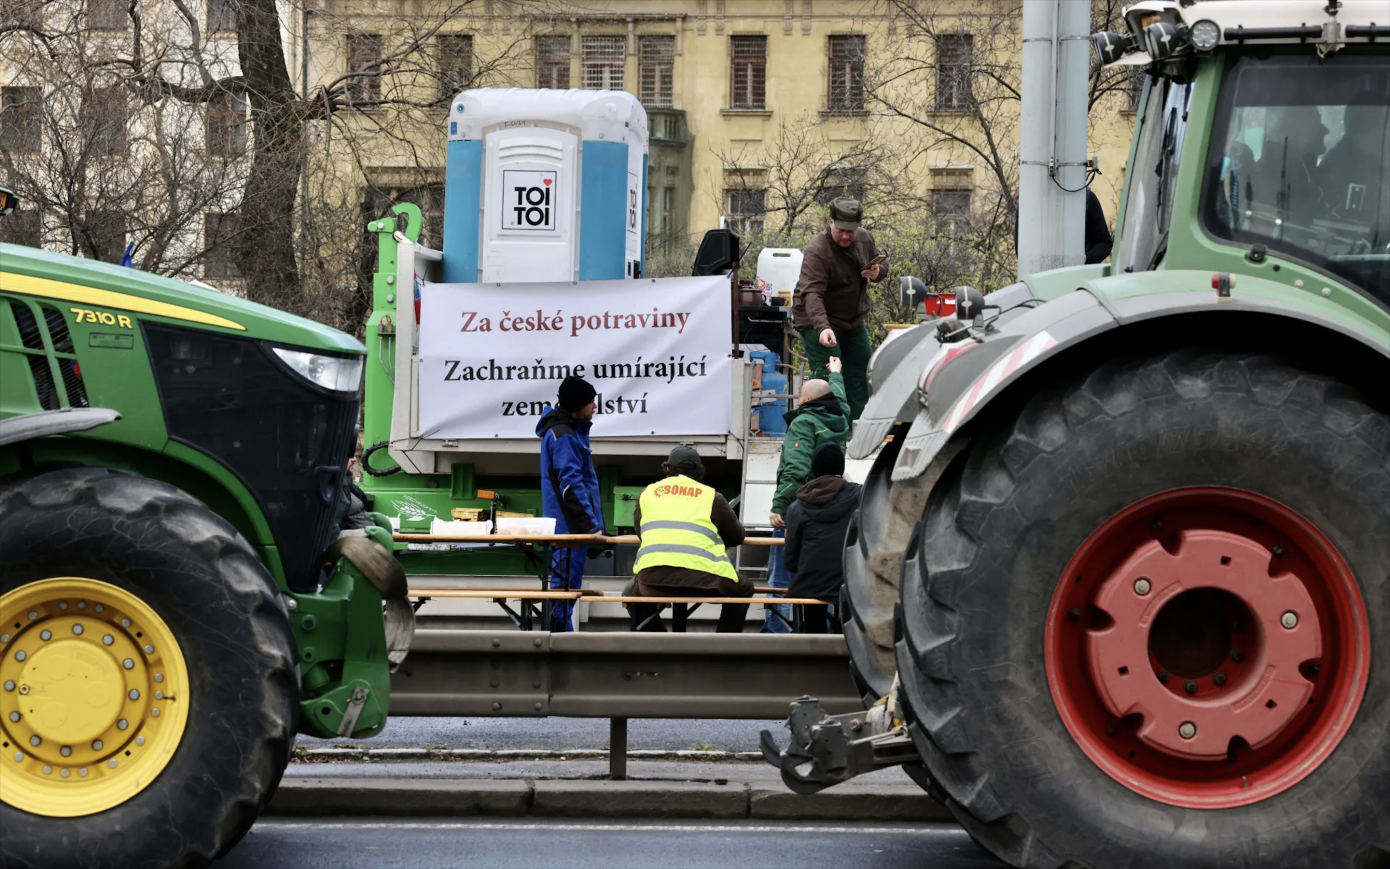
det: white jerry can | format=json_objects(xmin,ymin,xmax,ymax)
[
  {"xmin": 754, "ymin": 247, "xmax": 804, "ymax": 304},
  {"xmin": 441, "ymin": 88, "xmax": 649, "ymax": 284}
]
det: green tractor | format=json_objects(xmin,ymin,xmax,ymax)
[
  {"xmin": 0, "ymin": 190, "xmax": 408, "ymax": 867},
  {"xmin": 768, "ymin": 2, "xmax": 1389, "ymax": 867}
]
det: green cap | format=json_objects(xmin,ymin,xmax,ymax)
[{"xmin": 829, "ymin": 197, "xmax": 862, "ymax": 230}]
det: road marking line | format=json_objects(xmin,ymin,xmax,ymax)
[{"xmin": 254, "ymin": 821, "xmax": 961, "ymax": 835}]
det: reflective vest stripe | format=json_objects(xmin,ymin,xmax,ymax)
[
  {"xmin": 636, "ymin": 520, "xmax": 722, "ymax": 543},
  {"xmin": 634, "ymin": 543, "xmax": 735, "ymax": 567}
]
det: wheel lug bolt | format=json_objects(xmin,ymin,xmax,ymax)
[
  {"xmin": 123, "ymin": 659, "xmax": 134, "ymax": 670},
  {"xmin": 128, "ymin": 689, "xmax": 140, "ymax": 700},
  {"xmin": 14, "ymin": 650, "xmax": 25, "ymax": 662},
  {"xmin": 1157, "ymin": 671, "xmax": 1170, "ymax": 684},
  {"xmin": 29, "ymin": 736, "xmax": 40, "ymax": 746},
  {"xmin": 59, "ymin": 602, "xmax": 67, "ymax": 610},
  {"xmin": 1308, "ymin": 663, "xmax": 1320, "ymax": 675},
  {"xmin": 1231, "ymin": 649, "xmax": 1245, "ymax": 662},
  {"xmin": 103, "ymin": 635, "xmax": 114, "ymax": 646},
  {"xmin": 1185, "ymin": 680, "xmax": 1198, "ymax": 694},
  {"xmin": 72, "ymin": 624, "xmax": 83, "ymax": 635},
  {"xmin": 0, "ymin": 634, "xmax": 8, "ymax": 643},
  {"xmin": 117, "ymin": 719, "xmax": 128, "ymax": 730},
  {"xmin": 7, "ymin": 712, "xmax": 17, "ymax": 722},
  {"xmin": 1067, "ymin": 608, "xmax": 1081, "ymax": 620},
  {"xmin": 143, "ymin": 645, "xmax": 153, "ymax": 655},
  {"xmin": 40, "ymin": 630, "xmax": 51, "ymax": 641},
  {"xmin": 4, "ymin": 682, "xmax": 14, "ymax": 692},
  {"xmin": 92, "ymin": 740, "xmax": 103, "ymax": 750},
  {"xmin": 1213, "ymin": 671, "xmax": 1227, "ymax": 685},
  {"xmin": 1272, "ymin": 545, "xmax": 1284, "ymax": 557},
  {"xmin": 1179, "ymin": 721, "xmax": 1197, "ymax": 739},
  {"xmin": 60, "ymin": 746, "xmax": 71, "ymax": 757},
  {"xmin": 1281, "ymin": 611, "xmax": 1298, "ymax": 629},
  {"xmin": 1133, "ymin": 578, "xmax": 1151, "ymax": 596}
]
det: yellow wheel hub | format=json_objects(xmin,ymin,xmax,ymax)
[{"xmin": 0, "ymin": 577, "xmax": 190, "ymax": 817}]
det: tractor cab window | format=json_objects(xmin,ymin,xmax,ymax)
[
  {"xmin": 1115, "ymin": 74, "xmax": 1192, "ymax": 274},
  {"xmin": 1203, "ymin": 54, "xmax": 1389, "ymax": 306}
]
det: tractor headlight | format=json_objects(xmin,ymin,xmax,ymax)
[
  {"xmin": 1090, "ymin": 31, "xmax": 1135, "ymax": 66},
  {"xmin": 1142, "ymin": 22, "xmax": 1190, "ymax": 61},
  {"xmin": 1189, "ymin": 19, "xmax": 1221, "ymax": 52},
  {"xmin": 272, "ymin": 347, "xmax": 364, "ymax": 393}
]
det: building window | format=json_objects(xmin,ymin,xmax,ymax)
[
  {"xmin": 87, "ymin": 0, "xmax": 125, "ymax": 30},
  {"xmin": 207, "ymin": 0, "xmax": 236, "ymax": 33},
  {"xmin": 729, "ymin": 35, "xmax": 767, "ymax": 110},
  {"xmin": 1, "ymin": 87, "xmax": 41, "ymax": 154},
  {"xmin": 1, "ymin": 0, "xmax": 39, "ymax": 28},
  {"xmin": 639, "ymin": 36, "xmax": 674, "ymax": 107},
  {"xmin": 827, "ymin": 35, "xmax": 865, "ymax": 113},
  {"xmin": 726, "ymin": 187, "xmax": 766, "ymax": 237},
  {"xmin": 535, "ymin": 35, "xmax": 571, "ymax": 90},
  {"xmin": 78, "ymin": 211, "xmax": 128, "ymax": 263},
  {"xmin": 205, "ymin": 89, "xmax": 247, "ymax": 157},
  {"xmin": 82, "ymin": 87, "xmax": 127, "ymax": 157},
  {"xmin": 661, "ymin": 186, "xmax": 675, "ymax": 234},
  {"xmin": 0, "ymin": 207, "xmax": 40, "ymax": 247},
  {"xmin": 581, "ymin": 35, "xmax": 625, "ymax": 91},
  {"xmin": 203, "ymin": 212, "xmax": 240, "ymax": 279},
  {"xmin": 346, "ymin": 34, "xmax": 383, "ymax": 105},
  {"xmin": 438, "ymin": 34, "xmax": 474, "ymax": 100},
  {"xmin": 817, "ymin": 167, "xmax": 866, "ymax": 205},
  {"xmin": 935, "ymin": 34, "xmax": 973, "ymax": 112}
]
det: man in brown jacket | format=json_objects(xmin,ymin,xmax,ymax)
[
  {"xmin": 625, "ymin": 446, "xmax": 754, "ymax": 632},
  {"xmin": 791, "ymin": 197, "xmax": 889, "ymax": 421}
]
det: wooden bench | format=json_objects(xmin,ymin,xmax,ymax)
[
  {"xmin": 409, "ymin": 586, "xmax": 832, "ymax": 633},
  {"xmin": 408, "ymin": 588, "xmax": 584, "ymax": 631}
]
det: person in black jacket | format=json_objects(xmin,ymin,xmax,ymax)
[
  {"xmin": 1012, "ymin": 187, "xmax": 1113, "ymax": 264},
  {"xmin": 782, "ymin": 443, "xmax": 862, "ymax": 634}
]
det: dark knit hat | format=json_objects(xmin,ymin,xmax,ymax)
[
  {"xmin": 812, "ymin": 443, "xmax": 845, "ymax": 479},
  {"xmin": 666, "ymin": 445, "xmax": 704, "ymax": 476},
  {"xmin": 557, "ymin": 375, "xmax": 596, "ymax": 412}
]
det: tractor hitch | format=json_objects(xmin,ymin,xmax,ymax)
[{"xmin": 759, "ymin": 695, "xmax": 919, "ymax": 794}]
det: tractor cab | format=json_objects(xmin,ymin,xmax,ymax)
[{"xmin": 1096, "ymin": 0, "xmax": 1389, "ymax": 305}]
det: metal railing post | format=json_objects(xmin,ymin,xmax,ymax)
[{"xmin": 609, "ymin": 717, "xmax": 629, "ymax": 780}]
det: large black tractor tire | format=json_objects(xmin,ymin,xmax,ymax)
[
  {"xmin": 0, "ymin": 467, "xmax": 298, "ymax": 869},
  {"xmin": 896, "ymin": 350, "xmax": 1390, "ymax": 869}
]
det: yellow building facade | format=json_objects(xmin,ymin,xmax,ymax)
[{"xmin": 302, "ymin": 0, "xmax": 1138, "ymax": 261}]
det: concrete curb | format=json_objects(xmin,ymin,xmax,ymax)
[
  {"xmin": 268, "ymin": 778, "xmax": 952, "ymax": 823},
  {"xmin": 296, "ymin": 747, "xmax": 764, "ymax": 762}
]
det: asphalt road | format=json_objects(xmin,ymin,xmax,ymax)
[
  {"xmin": 300, "ymin": 717, "xmax": 776, "ymax": 752},
  {"xmin": 215, "ymin": 819, "xmax": 1005, "ymax": 869}
]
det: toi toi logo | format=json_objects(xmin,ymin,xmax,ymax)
[{"xmin": 503, "ymin": 170, "xmax": 557, "ymax": 231}]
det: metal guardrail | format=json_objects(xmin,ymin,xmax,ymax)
[{"xmin": 389, "ymin": 630, "xmax": 862, "ymax": 719}]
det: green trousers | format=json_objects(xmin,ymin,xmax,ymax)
[{"xmin": 799, "ymin": 325, "xmax": 872, "ymax": 421}]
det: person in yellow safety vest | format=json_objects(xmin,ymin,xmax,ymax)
[{"xmin": 626, "ymin": 445, "xmax": 755, "ymax": 633}]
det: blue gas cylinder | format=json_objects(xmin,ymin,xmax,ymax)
[{"xmin": 750, "ymin": 351, "xmax": 789, "ymax": 436}]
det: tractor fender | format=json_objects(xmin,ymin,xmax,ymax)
[
  {"xmin": 0, "ymin": 406, "xmax": 122, "ymax": 448},
  {"xmin": 890, "ymin": 290, "xmax": 1116, "ymax": 480},
  {"xmin": 848, "ymin": 280, "xmax": 1039, "ymax": 459},
  {"xmin": 1094, "ymin": 278, "xmax": 1390, "ymax": 363},
  {"xmin": 889, "ymin": 277, "xmax": 1390, "ymax": 481}
]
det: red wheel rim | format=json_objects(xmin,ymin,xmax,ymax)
[{"xmin": 1045, "ymin": 487, "xmax": 1370, "ymax": 808}]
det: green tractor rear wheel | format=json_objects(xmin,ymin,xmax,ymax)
[
  {"xmin": 0, "ymin": 468, "xmax": 298, "ymax": 869},
  {"xmin": 896, "ymin": 350, "xmax": 1389, "ymax": 869}
]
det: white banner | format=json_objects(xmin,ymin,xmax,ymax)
[{"xmin": 418, "ymin": 275, "xmax": 733, "ymax": 439}]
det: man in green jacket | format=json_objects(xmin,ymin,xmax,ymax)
[
  {"xmin": 770, "ymin": 356, "xmax": 851, "ymax": 526},
  {"xmin": 763, "ymin": 357, "xmax": 850, "ymax": 631}
]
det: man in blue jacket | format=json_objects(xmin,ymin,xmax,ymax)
[{"xmin": 536, "ymin": 375, "xmax": 604, "ymax": 631}]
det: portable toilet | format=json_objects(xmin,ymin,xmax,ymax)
[{"xmin": 442, "ymin": 89, "xmax": 648, "ymax": 284}]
